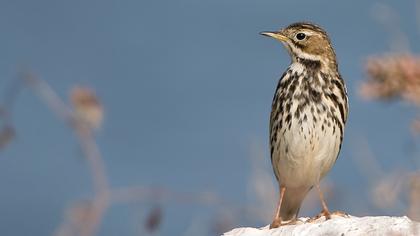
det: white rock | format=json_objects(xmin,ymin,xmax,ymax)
[{"xmin": 223, "ymin": 215, "xmax": 420, "ymax": 236}]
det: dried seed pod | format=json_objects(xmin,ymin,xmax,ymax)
[{"xmin": 70, "ymin": 86, "xmax": 103, "ymax": 130}]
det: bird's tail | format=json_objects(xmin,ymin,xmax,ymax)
[{"xmin": 280, "ymin": 186, "xmax": 312, "ymax": 221}]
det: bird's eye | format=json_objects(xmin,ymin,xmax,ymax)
[{"xmin": 296, "ymin": 33, "xmax": 306, "ymax": 40}]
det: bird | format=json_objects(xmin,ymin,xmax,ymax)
[{"xmin": 260, "ymin": 22, "xmax": 349, "ymax": 228}]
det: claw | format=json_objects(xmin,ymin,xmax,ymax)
[
  {"xmin": 323, "ymin": 209, "xmax": 332, "ymax": 220},
  {"xmin": 308, "ymin": 210, "xmax": 349, "ymax": 223},
  {"xmin": 269, "ymin": 218, "xmax": 282, "ymax": 229},
  {"xmin": 269, "ymin": 218, "xmax": 298, "ymax": 229},
  {"xmin": 331, "ymin": 210, "xmax": 350, "ymax": 218}
]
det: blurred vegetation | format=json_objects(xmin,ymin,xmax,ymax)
[{"xmin": 1, "ymin": 2, "xmax": 420, "ymax": 236}]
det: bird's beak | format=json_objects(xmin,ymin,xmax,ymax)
[{"xmin": 260, "ymin": 31, "xmax": 288, "ymax": 42}]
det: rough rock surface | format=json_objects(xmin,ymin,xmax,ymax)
[{"xmin": 223, "ymin": 215, "xmax": 420, "ymax": 236}]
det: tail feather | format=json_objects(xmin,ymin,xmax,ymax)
[{"xmin": 280, "ymin": 186, "xmax": 312, "ymax": 221}]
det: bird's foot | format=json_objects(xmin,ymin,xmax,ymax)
[
  {"xmin": 308, "ymin": 209, "xmax": 331, "ymax": 223},
  {"xmin": 330, "ymin": 210, "xmax": 350, "ymax": 218},
  {"xmin": 269, "ymin": 218, "xmax": 282, "ymax": 229},
  {"xmin": 308, "ymin": 210, "xmax": 349, "ymax": 223},
  {"xmin": 269, "ymin": 218, "xmax": 298, "ymax": 229}
]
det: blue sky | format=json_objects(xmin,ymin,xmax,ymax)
[{"xmin": 0, "ymin": 0, "xmax": 419, "ymax": 235}]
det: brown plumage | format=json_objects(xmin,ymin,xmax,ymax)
[{"xmin": 261, "ymin": 22, "xmax": 348, "ymax": 228}]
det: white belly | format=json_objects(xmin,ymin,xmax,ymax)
[{"xmin": 272, "ymin": 105, "xmax": 341, "ymax": 188}]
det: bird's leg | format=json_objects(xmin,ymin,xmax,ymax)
[
  {"xmin": 308, "ymin": 185, "xmax": 349, "ymax": 223},
  {"xmin": 310, "ymin": 184, "xmax": 331, "ymax": 221},
  {"xmin": 270, "ymin": 186, "xmax": 286, "ymax": 229}
]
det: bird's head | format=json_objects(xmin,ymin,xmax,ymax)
[{"xmin": 261, "ymin": 22, "xmax": 337, "ymax": 69}]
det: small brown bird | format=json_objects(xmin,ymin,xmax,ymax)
[{"xmin": 261, "ymin": 22, "xmax": 349, "ymax": 228}]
